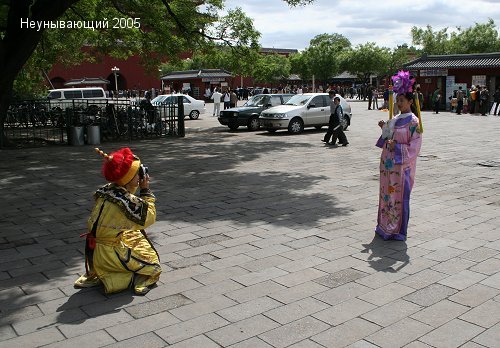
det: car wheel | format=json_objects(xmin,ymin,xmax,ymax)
[
  {"xmin": 315, "ymin": 126, "xmax": 323, "ymax": 130},
  {"xmin": 189, "ymin": 110, "xmax": 200, "ymax": 120},
  {"xmin": 344, "ymin": 116, "xmax": 351, "ymax": 130},
  {"xmin": 228, "ymin": 124, "xmax": 239, "ymax": 131},
  {"xmin": 247, "ymin": 117, "xmax": 260, "ymax": 131},
  {"xmin": 288, "ymin": 117, "xmax": 304, "ymax": 134}
]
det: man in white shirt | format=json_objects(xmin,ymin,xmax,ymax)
[{"xmin": 211, "ymin": 88, "xmax": 222, "ymax": 116}]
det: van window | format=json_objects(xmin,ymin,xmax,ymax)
[
  {"xmin": 82, "ymin": 89, "xmax": 104, "ymax": 98},
  {"xmin": 64, "ymin": 90, "xmax": 83, "ymax": 99},
  {"xmin": 48, "ymin": 91, "xmax": 62, "ymax": 99}
]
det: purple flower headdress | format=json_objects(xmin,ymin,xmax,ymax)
[{"xmin": 391, "ymin": 70, "xmax": 415, "ymax": 95}]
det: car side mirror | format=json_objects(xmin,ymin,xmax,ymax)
[{"xmin": 308, "ymin": 103, "xmax": 315, "ymax": 109}]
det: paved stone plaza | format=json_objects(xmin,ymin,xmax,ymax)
[{"xmin": 1, "ymin": 101, "xmax": 500, "ymax": 347}]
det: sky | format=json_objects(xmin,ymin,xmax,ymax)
[{"xmin": 223, "ymin": 0, "xmax": 500, "ymax": 50}]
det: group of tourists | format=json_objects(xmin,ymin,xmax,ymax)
[{"xmin": 453, "ymin": 85, "xmax": 499, "ymax": 116}]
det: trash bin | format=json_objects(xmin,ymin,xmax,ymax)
[
  {"xmin": 87, "ymin": 125, "xmax": 100, "ymax": 145},
  {"xmin": 69, "ymin": 126, "xmax": 84, "ymax": 146}
]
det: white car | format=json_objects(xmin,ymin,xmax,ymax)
[
  {"xmin": 259, "ymin": 93, "xmax": 352, "ymax": 134},
  {"xmin": 151, "ymin": 94, "xmax": 206, "ymax": 119}
]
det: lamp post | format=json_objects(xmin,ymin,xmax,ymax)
[
  {"xmin": 111, "ymin": 66, "xmax": 120, "ymax": 98},
  {"xmin": 159, "ymin": 68, "xmax": 164, "ymax": 94}
]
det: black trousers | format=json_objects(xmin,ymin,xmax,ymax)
[
  {"xmin": 323, "ymin": 116, "xmax": 348, "ymax": 145},
  {"xmin": 434, "ymin": 101, "xmax": 440, "ymax": 113},
  {"xmin": 457, "ymin": 100, "xmax": 463, "ymax": 114}
]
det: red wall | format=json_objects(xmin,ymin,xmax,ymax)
[{"xmin": 49, "ymin": 54, "xmax": 161, "ymax": 91}]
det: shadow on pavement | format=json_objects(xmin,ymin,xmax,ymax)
[
  {"xmin": 0, "ymin": 132, "xmax": 351, "ymax": 315},
  {"xmin": 361, "ymin": 235, "xmax": 410, "ymax": 272}
]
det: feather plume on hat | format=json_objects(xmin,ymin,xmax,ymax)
[{"xmin": 392, "ymin": 70, "xmax": 415, "ymax": 95}]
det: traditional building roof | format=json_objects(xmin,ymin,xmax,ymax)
[
  {"xmin": 64, "ymin": 77, "xmax": 110, "ymax": 86},
  {"xmin": 260, "ymin": 47, "xmax": 299, "ymax": 55},
  {"xmin": 404, "ymin": 52, "xmax": 500, "ymax": 69},
  {"xmin": 160, "ymin": 69, "xmax": 232, "ymax": 80}
]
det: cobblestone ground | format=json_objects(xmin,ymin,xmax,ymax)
[{"xmin": 1, "ymin": 101, "xmax": 500, "ymax": 347}]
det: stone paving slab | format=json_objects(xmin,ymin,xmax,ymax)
[{"xmin": 1, "ymin": 102, "xmax": 500, "ymax": 347}]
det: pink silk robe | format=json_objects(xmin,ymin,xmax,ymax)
[{"xmin": 375, "ymin": 112, "xmax": 422, "ymax": 241}]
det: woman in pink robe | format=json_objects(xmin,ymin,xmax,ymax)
[{"xmin": 375, "ymin": 93, "xmax": 422, "ymax": 241}]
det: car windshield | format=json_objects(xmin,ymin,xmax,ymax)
[
  {"xmin": 152, "ymin": 96, "xmax": 169, "ymax": 104},
  {"xmin": 285, "ymin": 95, "xmax": 312, "ymax": 106},
  {"xmin": 244, "ymin": 95, "xmax": 268, "ymax": 107}
]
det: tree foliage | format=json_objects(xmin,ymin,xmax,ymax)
[
  {"xmin": 341, "ymin": 42, "xmax": 390, "ymax": 83},
  {"xmin": 297, "ymin": 33, "xmax": 351, "ymax": 85},
  {"xmin": 411, "ymin": 19, "xmax": 500, "ymax": 54},
  {"xmin": 252, "ymin": 53, "xmax": 291, "ymax": 85},
  {"xmin": 385, "ymin": 44, "xmax": 420, "ymax": 77},
  {"xmin": 289, "ymin": 52, "xmax": 311, "ymax": 80},
  {"xmin": 159, "ymin": 44, "xmax": 260, "ymax": 78},
  {"xmin": 0, "ymin": 0, "xmax": 312, "ymax": 145}
]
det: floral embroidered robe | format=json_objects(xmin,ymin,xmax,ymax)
[{"xmin": 375, "ymin": 112, "xmax": 422, "ymax": 240}]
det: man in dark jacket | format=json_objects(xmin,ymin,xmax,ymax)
[
  {"xmin": 322, "ymin": 93, "xmax": 348, "ymax": 146},
  {"xmin": 480, "ymin": 86, "xmax": 489, "ymax": 116},
  {"xmin": 367, "ymin": 86, "xmax": 373, "ymax": 110}
]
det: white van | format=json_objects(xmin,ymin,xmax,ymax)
[{"xmin": 47, "ymin": 87, "xmax": 107, "ymax": 109}]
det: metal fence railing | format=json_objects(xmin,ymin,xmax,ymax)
[{"xmin": 3, "ymin": 97, "xmax": 185, "ymax": 146}]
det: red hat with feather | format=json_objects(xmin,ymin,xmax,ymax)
[{"xmin": 95, "ymin": 147, "xmax": 141, "ymax": 186}]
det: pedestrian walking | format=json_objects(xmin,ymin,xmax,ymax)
[
  {"xmin": 372, "ymin": 88, "xmax": 379, "ymax": 110},
  {"xmin": 433, "ymin": 88, "xmax": 441, "ymax": 114},
  {"xmin": 230, "ymin": 89, "xmax": 238, "ymax": 108},
  {"xmin": 493, "ymin": 87, "xmax": 500, "ymax": 116},
  {"xmin": 469, "ymin": 85, "xmax": 477, "ymax": 114},
  {"xmin": 322, "ymin": 92, "xmax": 348, "ymax": 146},
  {"xmin": 480, "ymin": 86, "xmax": 489, "ymax": 116},
  {"xmin": 211, "ymin": 88, "xmax": 222, "ymax": 116},
  {"xmin": 375, "ymin": 72, "xmax": 422, "ymax": 241},
  {"xmin": 223, "ymin": 89, "xmax": 231, "ymax": 110},
  {"xmin": 75, "ymin": 148, "xmax": 161, "ymax": 295},
  {"xmin": 456, "ymin": 86, "xmax": 464, "ymax": 115},
  {"xmin": 367, "ymin": 86, "xmax": 373, "ymax": 110}
]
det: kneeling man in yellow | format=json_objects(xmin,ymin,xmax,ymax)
[{"xmin": 75, "ymin": 147, "xmax": 161, "ymax": 295}]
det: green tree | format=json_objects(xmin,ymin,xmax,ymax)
[
  {"xmin": 252, "ymin": 53, "xmax": 290, "ymax": 86},
  {"xmin": 385, "ymin": 44, "xmax": 420, "ymax": 77},
  {"xmin": 411, "ymin": 25, "xmax": 451, "ymax": 55},
  {"xmin": 289, "ymin": 52, "xmax": 310, "ymax": 80},
  {"xmin": 302, "ymin": 33, "xmax": 351, "ymax": 87},
  {"xmin": 449, "ymin": 19, "xmax": 500, "ymax": 53},
  {"xmin": 0, "ymin": 0, "xmax": 314, "ymax": 146},
  {"xmin": 341, "ymin": 42, "xmax": 390, "ymax": 84},
  {"xmin": 411, "ymin": 19, "xmax": 500, "ymax": 54}
]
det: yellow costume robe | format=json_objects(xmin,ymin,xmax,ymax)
[{"xmin": 75, "ymin": 183, "xmax": 161, "ymax": 294}]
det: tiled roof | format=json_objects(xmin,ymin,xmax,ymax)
[
  {"xmin": 161, "ymin": 69, "xmax": 232, "ymax": 80},
  {"xmin": 404, "ymin": 52, "xmax": 500, "ymax": 69},
  {"xmin": 64, "ymin": 77, "xmax": 110, "ymax": 86},
  {"xmin": 260, "ymin": 47, "xmax": 299, "ymax": 55}
]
